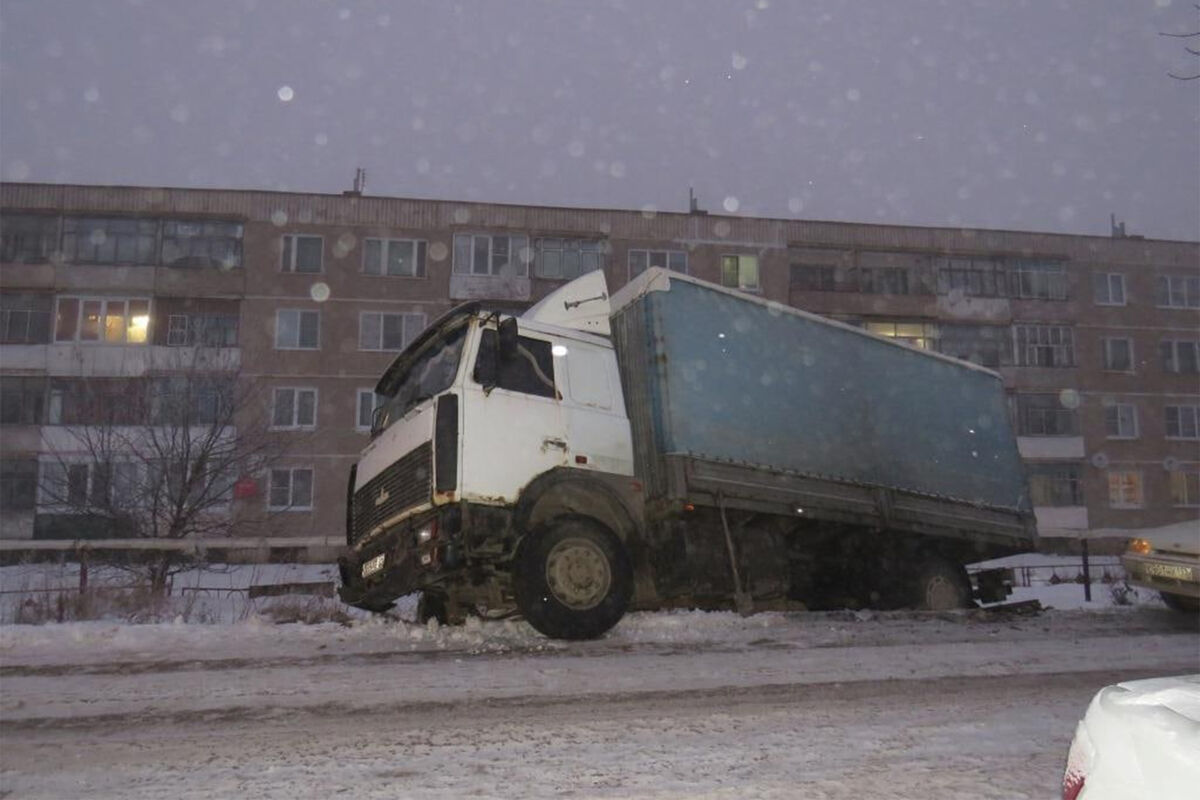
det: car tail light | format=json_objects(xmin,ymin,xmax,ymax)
[
  {"xmin": 1062, "ymin": 773, "xmax": 1084, "ymax": 800},
  {"xmin": 1062, "ymin": 722, "xmax": 1093, "ymax": 800}
]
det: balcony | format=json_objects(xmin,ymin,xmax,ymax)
[
  {"xmin": 450, "ymin": 274, "xmax": 531, "ymax": 302},
  {"xmin": 1018, "ymin": 436, "xmax": 1086, "ymax": 460},
  {"xmin": 0, "ymin": 344, "xmax": 240, "ymax": 376},
  {"xmin": 1034, "ymin": 506, "xmax": 1089, "ymax": 537}
]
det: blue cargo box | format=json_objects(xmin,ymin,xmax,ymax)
[{"xmin": 611, "ymin": 269, "xmax": 1033, "ymax": 517}]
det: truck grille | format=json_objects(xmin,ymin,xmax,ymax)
[{"xmin": 350, "ymin": 442, "xmax": 432, "ymax": 546}]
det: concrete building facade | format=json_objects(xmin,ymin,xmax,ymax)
[{"xmin": 1, "ymin": 182, "xmax": 1197, "ymax": 554}]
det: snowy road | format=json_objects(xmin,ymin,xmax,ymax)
[{"xmin": 1, "ymin": 607, "xmax": 1197, "ymax": 798}]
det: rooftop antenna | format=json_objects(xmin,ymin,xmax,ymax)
[
  {"xmin": 344, "ymin": 167, "xmax": 366, "ymax": 197},
  {"xmin": 1110, "ymin": 213, "xmax": 1126, "ymax": 239},
  {"xmin": 689, "ymin": 186, "xmax": 707, "ymax": 215}
]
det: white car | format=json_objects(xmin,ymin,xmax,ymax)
[
  {"xmin": 1062, "ymin": 675, "xmax": 1200, "ymax": 800},
  {"xmin": 1122, "ymin": 520, "xmax": 1200, "ymax": 613}
]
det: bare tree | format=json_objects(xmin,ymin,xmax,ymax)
[
  {"xmin": 1161, "ymin": 4, "xmax": 1200, "ymax": 81},
  {"xmin": 38, "ymin": 349, "xmax": 286, "ymax": 592}
]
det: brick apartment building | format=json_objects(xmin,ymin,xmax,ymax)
[{"xmin": 0, "ymin": 182, "xmax": 1196, "ymax": 557}]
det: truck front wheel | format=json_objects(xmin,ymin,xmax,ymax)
[
  {"xmin": 514, "ymin": 516, "xmax": 632, "ymax": 640},
  {"xmin": 911, "ymin": 555, "xmax": 973, "ymax": 611}
]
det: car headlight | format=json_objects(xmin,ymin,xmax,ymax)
[{"xmin": 1127, "ymin": 538, "xmax": 1152, "ymax": 555}]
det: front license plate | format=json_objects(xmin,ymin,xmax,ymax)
[
  {"xmin": 1144, "ymin": 563, "xmax": 1192, "ymax": 581},
  {"xmin": 361, "ymin": 554, "xmax": 386, "ymax": 578}
]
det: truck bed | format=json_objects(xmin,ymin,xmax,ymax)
[{"xmin": 610, "ymin": 269, "xmax": 1035, "ymax": 551}]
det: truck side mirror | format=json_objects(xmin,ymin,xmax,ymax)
[{"xmin": 498, "ymin": 317, "xmax": 519, "ymax": 362}]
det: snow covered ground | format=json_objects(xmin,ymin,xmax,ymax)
[{"xmin": 1, "ymin": 557, "xmax": 1195, "ymax": 798}]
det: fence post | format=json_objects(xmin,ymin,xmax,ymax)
[
  {"xmin": 1081, "ymin": 536, "xmax": 1092, "ymax": 602},
  {"xmin": 79, "ymin": 547, "xmax": 89, "ymax": 593}
]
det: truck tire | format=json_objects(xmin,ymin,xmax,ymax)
[
  {"xmin": 417, "ymin": 592, "xmax": 448, "ymax": 625},
  {"xmin": 911, "ymin": 555, "xmax": 973, "ymax": 611},
  {"xmin": 1160, "ymin": 591, "xmax": 1200, "ymax": 614},
  {"xmin": 514, "ymin": 516, "xmax": 632, "ymax": 640}
]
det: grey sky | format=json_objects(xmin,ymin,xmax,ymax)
[{"xmin": 1, "ymin": 0, "xmax": 1197, "ymax": 240}]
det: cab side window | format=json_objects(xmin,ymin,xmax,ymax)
[{"xmin": 473, "ymin": 330, "xmax": 558, "ymax": 399}]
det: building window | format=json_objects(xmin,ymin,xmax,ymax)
[
  {"xmin": 0, "ymin": 377, "xmax": 45, "ymax": 425},
  {"xmin": 859, "ymin": 267, "xmax": 909, "ymax": 295},
  {"xmin": 533, "ymin": 238, "xmax": 605, "ymax": 280},
  {"xmin": 356, "ymin": 388, "xmax": 385, "ymax": 430},
  {"xmin": 935, "ymin": 257, "xmax": 1006, "ymax": 297},
  {"xmin": 364, "ymin": 238, "xmax": 426, "ymax": 277},
  {"xmin": 790, "ymin": 265, "xmax": 837, "ymax": 291},
  {"xmin": 359, "ymin": 311, "xmax": 426, "ymax": 352},
  {"xmin": 271, "ymin": 387, "xmax": 317, "ymax": 429},
  {"xmin": 0, "ymin": 459, "xmax": 38, "ymax": 512},
  {"xmin": 1, "ymin": 293, "xmax": 53, "ymax": 344},
  {"xmin": 1165, "ymin": 405, "xmax": 1200, "ymax": 439},
  {"xmin": 40, "ymin": 462, "xmax": 91, "ymax": 508},
  {"xmin": 1, "ymin": 214, "xmax": 59, "ymax": 263},
  {"xmin": 1010, "ymin": 260, "xmax": 1068, "ymax": 300},
  {"xmin": 161, "ymin": 220, "xmax": 242, "ymax": 269},
  {"xmin": 1156, "ymin": 274, "xmax": 1200, "ymax": 309},
  {"xmin": 1104, "ymin": 403, "xmax": 1138, "ymax": 439},
  {"xmin": 166, "ymin": 313, "xmax": 238, "ymax": 347},
  {"xmin": 720, "ymin": 255, "xmax": 760, "ymax": 291},
  {"xmin": 1092, "ymin": 272, "xmax": 1126, "ymax": 306},
  {"xmin": 274, "ymin": 310, "xmax": 320, "ymax": 350},
  {"xmin": 864, "ymin": 321, "xmax": 938, "ymax": 350},
  {"xmin": 1014, "ymin": 394, "xmax": 1079, "ymax": 436},
  {"xmin": 1170, "ymin": 470, "xmax": 1200, "ymax": 507},
  {"xmin": 281, "ymin": 235, "xmax": 324, "ymax": 273},
  {"xmin": 1013, "ymin": 324, "xmax": 1074, "ymax": 367},
  {"xmin": 54, "ymin": 297, "xmax": 150, "ymax": 344},
  {"xmin": 937, "ymin": 324, "xmax": 1009, "ymax": 367},
  {"xmin": 1160, "ymin": 340, "xmax": 1200, "ymax": 374},
  {"xmin": 268, "ymin": 467, "xmax": 314, "ymax": 510},
  {"xmin": 148, "ymin": 377, "xmax": 232, "ymax": 425},
  {"xmin": 628, "ymin": 249, "xmax": 687, "ymax": 279},
  {"xmin": 1101, "ymin": 337, "xmax": 1134, "ymax": 372},
  {"xmin": 452, "ymin": 233, "xmax": 529, "ymax": 277},
  {"xmin": 1026, "ymin": 463, "xmax": 1083, "ymax": 506},
  {"xmin": 1107, "ymin": 470, "xmax": 1144, "ymax": 508},
  {"xmin": 62, "ymin": 217, "xmax": 157, "ymax": 265}
]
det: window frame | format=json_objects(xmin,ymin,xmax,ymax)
[
  {"xmin": 1010, "ymin": 260, "xmax": 1068, "ymax": 301},
  {"xmin": 1156, "ymin": 274, "xmax": 1200, "ymax": 309},
  {"xmin": 1106, "ymin": 469, "xmax": 1144, "ymax": 509},
  {"xmin": 161, "ymin": 220, "xmax": 243, "ymax": 269},
  {"xmin": 451, "ymin": 233, "xmax": 530, "ymax": 277},
  {"xmin": 270, "ymin": 387, "xmax": 318, "ymax": 430},
  {"xmin": 61, "ymin": 216, "xmax": 157, "ymax": 265},
  {"xmin": 1100, "ymin": 337, "xmax": 1135, "ymax": 373},
  {"xmin": 1169, "ymin": 469, "xmax": 1200, "ymax": 507},
  {"xmin": 1165, "ymin": 405, "xmax": 1200, "ymax": 440},
  {"xmin": 864, "ymin": 320, "xmax": 939, "ymax": 351},
  {"xmin": 533, "ymin": 237, "xmax": 605, "ymax": 281},
  {"xmin": 356, "ymin": 388, "xmax": 386, "ymax": 430},
  {"xmin": 1013, "ymin": 324, "xmax": 1075, "ymax": 368},
  {"xmin": 274, "ymin": 309, "xmax": 321, "ymax": 350},
  {"xmin": 1092, "ymin": 272, "xmax": 1126, "ymax": 306},
  {"xmin": 1013, "ymin": 393, "xmax": 1079, "ymax": 437},
  {"xmin": 1160, "ymin": 339, "xmax": 1200, "ymax": 374},
  {"xmin": 1026, "ymin": 463, "xmax": 1084, "ymax": 507},
  {"xmin": 54, "ymin": 296, "xmax": 151, "ymax": 345},
  {"xmin": 1103, "ymin": 402, "xmax": 1139, "ymax": 440},
  {"xmin": 628, "ymin": 248, "xmax": 688, "ymax": 281},
  {"xmin": 720, "ymin": 254, "xmax": 761, "ymax": 291},
  {"xmin": 280, "ymin": 234, "xmax": 325, "ymax": 274},
  {"xmin": 0, "ymin": 214, "xmax": 60, "ymax": 264},
  {"xmin": 267, "ymin": 466, "xmax": 314, "ymax": 511},
  {"xmin": 358, "ymin": 311, "xmax": 427, "ymax": 352},
  {"xmin": 362, "ymin": 237, "xmax": 427, "ymax": 278}
]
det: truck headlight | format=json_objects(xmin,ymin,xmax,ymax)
[
  {"xmin": 1127, "ymin": 538, "xmax": 1151, "ymax": 555},
  {"xmin": 416, "ymin": 521, "xmax": 438, "ymax": 544}
]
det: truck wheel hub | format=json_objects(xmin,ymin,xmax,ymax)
[
  {"xmin": 925, "ymin": 574, "xmax": 960, "ymax": 610},
  {"xmin": 545, "ymin": 537, "xmax": 611, "ymax": 610}
]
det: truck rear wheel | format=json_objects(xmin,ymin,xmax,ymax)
[
  {"xmin": 1160, "ymin": 591, "xmax": 1199, "ymax": 614},
  {"xmin": 514, "ymin": 516, "xmax": 632, "ymax": 640},
  {"xmin": 911, "ymin": 555, "xmax": 973, "ymax": 611}
]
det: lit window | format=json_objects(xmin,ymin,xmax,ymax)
[
  {"xmin": 1107, "ymin": 470, "xmax": 1143, "ymax": 508},
  {"xmin": 721, "ymin": 255, "xmax": 760, "ymax": 291},
  {"xmin": 54, "ymin": 297, "xmax": 150, "ymax": 344},
  {"xmin": 865, "ymin": 320, "xmax": 939, "ymax": 351}
]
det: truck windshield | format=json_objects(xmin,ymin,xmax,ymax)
[{"xmin": 373, "ymin": 322, "xmax": 468, "ymax": 435}]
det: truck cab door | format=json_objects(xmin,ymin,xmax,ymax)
[{"xmin": 460, "ymin": 323, "xmax": 568, "ymax": 503}]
